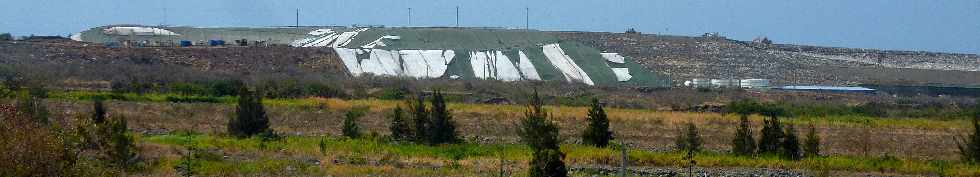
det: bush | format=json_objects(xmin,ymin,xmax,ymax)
[
  {"xmin": 164, "ymin": 95, "xmax": 222, "ymax": 103},
  {"xmin": 342, "ymin": 109, "xmax": 363, "ymax": 138},
  {"xmin": 581, "ymin": 98, "xmax": 613, "ymax": 147},
  {"xmin": 0, "ymin": 112, "xmax": 77, "ymax": 176},
  {"xmin": 758, "ymin": 115, "xmax": 784, "ymax": 154},
  {"xmin": 427, "ymin": 90, "xmax": 458, "ymax": 144},
  {"xmin": 804, "ymin": 124, "xmax": 821, "ymax": 158},
  {"xmin": 379, "ymin": 87, "xmax": 407, "ymax": 100},
  {"xmin": 228, "ymin": 87, "xmax": 271, "ymax": 137},
  {"xmin": 388, "ymin": 106, "xmax": 412, "ymax": 141},
  {"xmin": 408, "ymin": 94, "xmax": 429, "ymax": 143},
  {"xmin": 781, "ymin": 125, "xmax": 802, "ymax": 160},
  {"xmin": 528, "ymin": 148, "xmax": 568, "ymax": 177},
  {"xmin": 519, "ymin": 91, "xmax": 567, "ymax": 177},
  {"xmin": 957, "ymin": 107, "xmax": 980, "ymax": 163},
  {"xmin": 731, "ymin": 115, "xmax": 756, "ymax": 156},
  {"xmin": 105, "ymin": 116, "xmax": 138, "ymax": 168},
  {"xmin": 92, "ymin": 98, "xmax": 107, "ymax": 124},
  {"xmin": 675, "ymin": 122, "xmax": 702, "ymax": 152}
]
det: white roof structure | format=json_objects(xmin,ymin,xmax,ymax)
[{"xmin": 103, "ymin": 27, "xmax": 179, "ymax": 36}]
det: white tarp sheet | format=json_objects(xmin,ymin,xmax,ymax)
[
  {"xmin": 542, "ymin": 43, "xmax": 594, "ymax": 85},
  {"xmin": 309, "ymin": 29, "xmax": 333, "ymax": 36},
  {"xmin": 493, "ymin": 51, "xmax": 523, "ymax": 81},
  {"xmin": 601, "ymin": 53, "xmax": 626, "ymax": 63},
  {"xmin": 334, "ymin": 48, "xmax": 364, "ymax": 76},
  {"xmin": 399, "ymin": 50, "xmax": 454, "ymax": 78},
  {"xmin": 470, "ymin": 51, "xmax": 492, "ymax": 79},
  {"xmin": 358, "ymin": 49, "xmax": 402, "ymax": 76},
  {"xmin": 517, "ymin": 51, "xmax": 542, "ymax": 80},
  {"xmin": 331, "ymin": 31, "xmax": 359, "ymax": 47},
  {"xmin": 103, "ymin": 27, "xmax": 179, "ymax": 36},
  {"xmin": 611, "ymin": 68, "xmax": 632, "ymax": 81},
  {"xmin": 305, "ymin": 33, "xmax": 339, "ymax": 47}
]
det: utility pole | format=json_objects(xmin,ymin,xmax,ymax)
[
  {"xmin": 619, "ymin": 141, "xmax": 628, "ymax": 177},
  {"xmin": 295, "ymin": 9, "xmax": 300, "ymax": 28},
  {"xmin": 455, "ymin": 6, "xmax": 460, "ymax": 28},
  {"xmin": 525, "ymin": 7, "xmax": 530, "ymax": 30},
  {"xmin": 408, "ymin": 8, "xmax": 412, "ymax": 27}
]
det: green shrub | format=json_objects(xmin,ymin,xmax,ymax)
[
  {"xmin": 781, "ymin": 125, "xmax": 802, "ymax": 160},
  {"xmin": 165, "ymin": 95, "xmax": 222, "ymax": 103},
  {"xmin": 92, "ymin": 98, "xmax": 107, "ymax": 124},
  {"xmin": 675, "ymin": 122, "xmax": 702, "ymax": 152},
  {"xmin": 731, "ymin": 115, "xmax": 756, "ymax": 156},
  {"xmin": 228, "ymin": 87, "xmax": 271, "ymax": 138},
  {"xmin": 581, "ymin": 98, "xmax": 613, "ymax": 147},
  {"xmin": 520, "ymin": 91, "xmax": 567, "ymax": 177},
  {"xmin": 379, "ymin": 87, "xmax": 407, "ymax": 100},
  {"xmin": 758, "ymin": 115, "xmax": 784, "ymax": 154},
  {"xmin": 105, "ymin": 116, "xmax": 138, "ymax": 168},
  {"xmin": 388, "ymin": 106, "xmax": 412, "ymax": 141},
  {"xmin": 957, "ymin": 108, "xmax": 980, "ymax": 163},
  {"xmin": 408, "ymin": 94, "xmax": 429, "ymax": 143},
  {"xmin": 342, "ymin": 109, "xmax": 364, "ymax": 139},
  {"xmin": 804, "ymin": 124, "xmax": 821, "ymax": 158},
  {"xmin": 15, "ymin": 89, "xmax": 49, "ymax": 124},
  {"xmin": 427, "ymin": 90, "xmax": 458, "ymax": 144}
]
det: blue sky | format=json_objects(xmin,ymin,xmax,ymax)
[{"xmin": 3, "ymin": 0, "xmax": 978, "ymax": 54}]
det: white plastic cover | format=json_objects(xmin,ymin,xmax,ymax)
[
  {"xmin": 516, "ymin": 51, "xmax": 542, "ymax": 80},
  {"xmin": 305, "ymin": 33, "xmax": 339, "ymax": 47},
  {"xmin": 334, "ymin": 48, "xmax": 364, "ymax": 76},
  {"xmin": 103, "ymin": 27, "xmax": 179, "ymax": 36},
  {"xmin": 611, "ymin": 68, "xmax": 632, "ymax": 81},
  {"xmin": 601, "ymin": 53, "xmax": 626, "ymax": 63},
  {"xmin": 542, "ymin": 43, "xmax": 595, "ymax": 85},
  {"xmin": 309, "ymin": 29, "xmax": 334, "ymax": 36},
  {"xmin": 492, "ymin": 51, "xmax": 523, "ymax": 81},
  {"xmin": 331, "ymin": 31, "xmax": 360, "ymax": 47}
]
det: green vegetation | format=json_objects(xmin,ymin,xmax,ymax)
[
  {"xmin": 804, "ymin": 124, "xmax": 822, "ymax": 158},
  {"xmin": 958, "ymin": 108, "xmax": 980, "ymax": 163},
  {"xmin": 227, "ymin": 87, "xmax": 272, "ymax": 138},
  {"xmin": 388, "ymin": 106, "xmax": 411, "ymax": 141},
  {"xmin": 781, "ymin": 125, "xmax": 802, "ymax": 160},
  {"xmin": 675, "ymin": 122, "xmax": 703, "ymax": 152},
  {"xmin": 426, "ymin": 91, "xmax": 459, "ymax": 145},
  {"xmin": 409, "ymin": 94, "xmax": 429, "ymax": 143},
  {"xmin": 731, "ymin": 115, "xmax": 756, "ymax": 156},
  {"xmin": 758, "ymin": 115, "xmax": 785, "ymax": 154},
  {"xmin": 342, "ymin": 109, "xmax": 364, "ymax": 139},
  {"xmin": 519, "ymin": 91, "xmax": 568, "ymax": 177},
  {"xmin": 15, "ymin": 87, "xmax": 50, "ymax": 124},
  {"xmin": 581, "ymin": 98, "xmax": 613, "ymax": 147}
]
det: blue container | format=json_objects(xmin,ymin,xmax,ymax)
[
  {"xmin": 208, "ymin": 40, "xmax": 225, "ymax": 46},
  {"xmin": 179, "ymin": 40, "xmax": 192, "ymax": 47}
]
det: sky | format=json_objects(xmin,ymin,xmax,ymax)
[{"xmin": 2, "ymin": 0, "xmax": 978, "ymax": 54}]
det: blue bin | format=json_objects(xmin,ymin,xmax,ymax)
[
  {"xmin": 208, "ymin": 40, "xmax": 225, "ymax": 46},
  {"xmin": 179, "ymin": 40, "xmax": 193, "ymax": 47}
]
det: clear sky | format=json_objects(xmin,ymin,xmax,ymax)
[{"xmin": 3, "ymin": 0, "xmax": 978, "ymax": 54}]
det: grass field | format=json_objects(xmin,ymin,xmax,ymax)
[
  {"xmin": 131, "ymin": 133, "xmax": 980, "ymax": 176},
  {"xmin": 18, "ymin": 90, "xmax": 975, "ymax": 176}
]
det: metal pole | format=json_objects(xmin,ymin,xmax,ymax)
[
  {"xmin": 296, "ymin": 9, "xmax": 300, "ymax": 28},
  {"xmin": 408, "ymin": 8, "xmax": 413, "ymax": 26},
  {"xmin": 525, "ymin": 7, "xmax": 529, "ymax": 30},
  {"xmin": 456, "ymin": 6, "xmax": 460, "ymax": 28}
]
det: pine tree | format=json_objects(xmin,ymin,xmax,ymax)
[
  {"xmin": 93, "ymin": 98, "xmax": 107, "ymax": 124},
  {"xmin": 107, "ymin": 116, "xmax": 137, "ymax": 168},
  {"xmin": 519, "ymin": 91, "xmax": 567, "ymax": 177},
  {"xmin": 388, "ymin": 106, "xmax": 412, "ymax": 141},
  {"xmin": 957, "ymin": 106, "xmax": 980, "ymax": 163},
  {"xmin": 757, "ymin": 115, "xmax": 784, "ymax": 154},
  {"xmin": 675, "ymin": 122, "xmax": 702, "ymax": 152},
  {"xmin": 581, "ymin": 98, "xmax": 613, "ymax": 147},
  {"xmin": 781, "ymin": 125, "xmax": 802, "ymax": 160},
  {"xmin": 342, "ymin": 110, "xmax": 363, "ymax": 138},
  {"xmin": 408, "ymin": 94, "xmax": 429, "ymax": 143},
  {"xmin": 228, "ymin": 86, "xmax": 271, "ymax": 137},
  {"xmin": 731, "ymin": 115, "xmax": 756, "ymax": 156},
  {"xmin": 427, "ymin": 90, "xmax": 459, "ymax": 144},
  {"xmin": 804, "ymin": 124, "xmax": 821, "ymax": 158}
]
